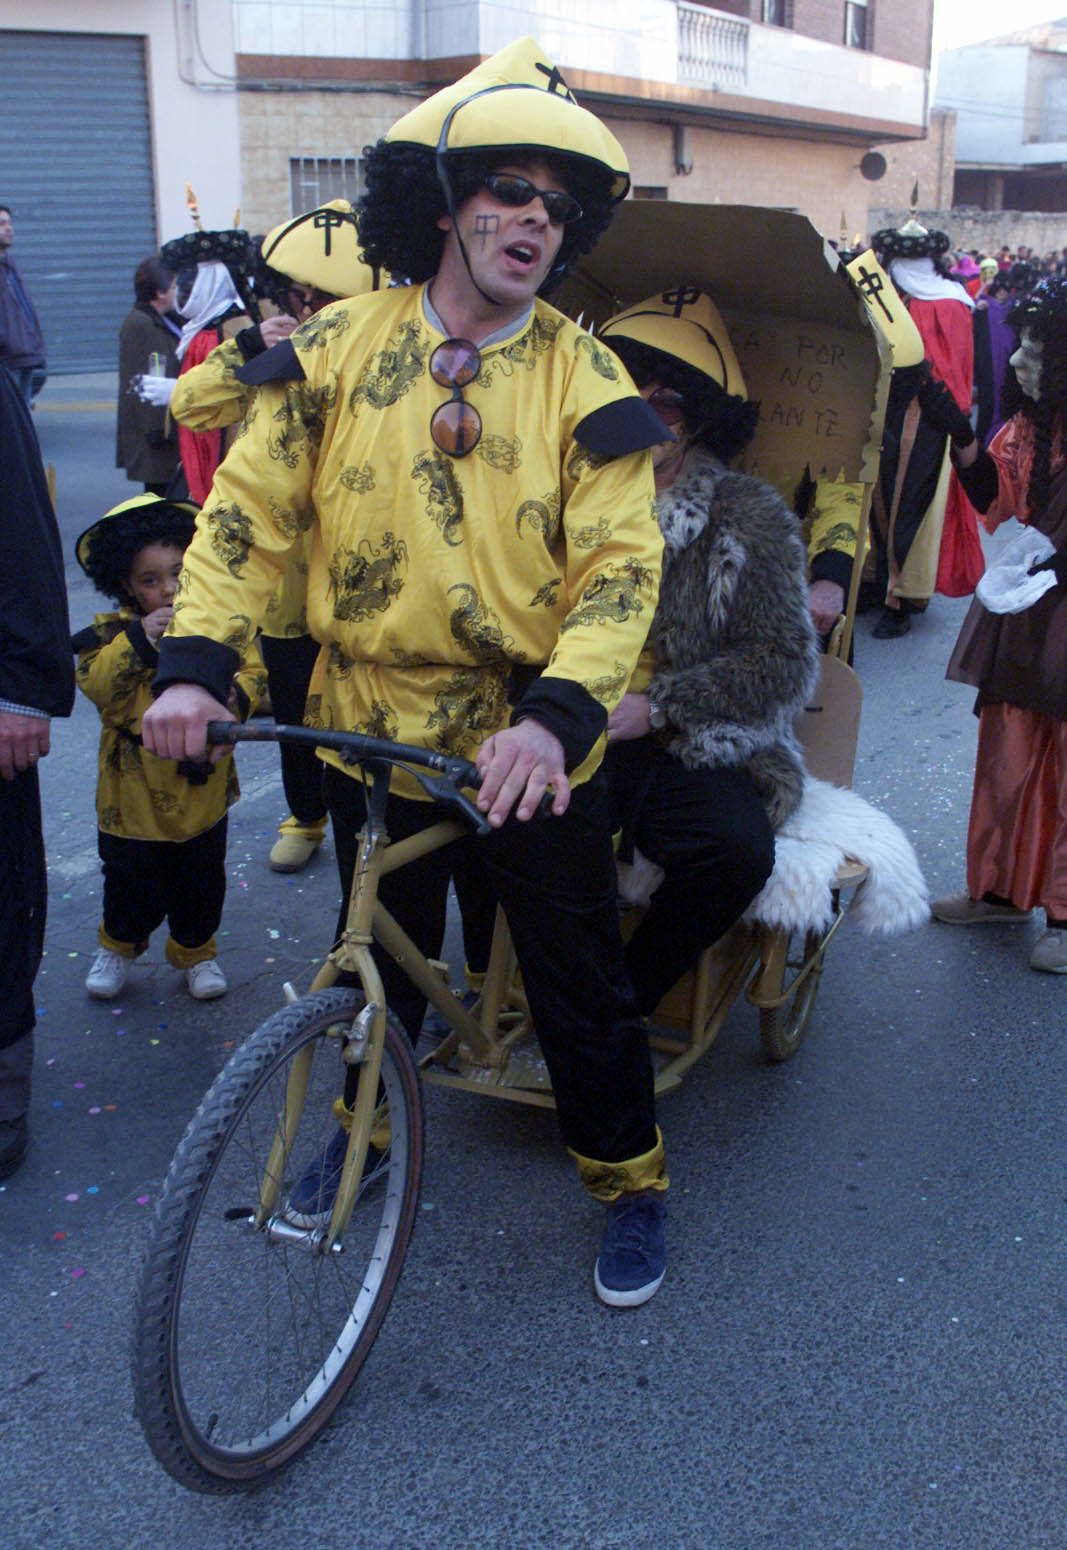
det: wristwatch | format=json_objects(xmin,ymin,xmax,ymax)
[{"xmin": 648, "ymin": 698, "xmax": 667, "ymax": 730}]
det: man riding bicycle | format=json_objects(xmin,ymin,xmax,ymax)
[{"xmin": 143, "ymin": 39, "xmax": 673, "ymax": 1307}]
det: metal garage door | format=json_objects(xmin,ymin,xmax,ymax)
[{"xmin": 0, "ymin": 29, "xmax": 156, "ymax": 372}]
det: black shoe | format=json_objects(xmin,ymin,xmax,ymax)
[
  {"xmin": 0, "ymin": 1115, "xmax": 28, "ymax": 1180},
  {"xmin": 872, "ymin": 607, "xmax": 912, "ymax": 639}
]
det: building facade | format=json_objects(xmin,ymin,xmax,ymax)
[
  {"xmin": 0, "ymin": 0, "xmax": 934, "ymax": 369},
  {"xmin": 234, "ymin": 0, "xmax": 933, "ymax": 243},
  {"xmin": 937, "ymin": 21, "xmax": 1067, "ymax": 213}
]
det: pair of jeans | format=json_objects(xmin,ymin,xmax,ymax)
[{"xmin": 323, "ymin": 765, "xmax": 656, "ymax": 1165}]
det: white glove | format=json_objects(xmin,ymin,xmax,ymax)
[{"xmin": 132, "ymin": 374, "xmax": 176, "ymax": 407}]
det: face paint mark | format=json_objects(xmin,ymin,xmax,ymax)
[{"xmin": 475, "ymin": 214, "xmax": 500, "ymax": 242}]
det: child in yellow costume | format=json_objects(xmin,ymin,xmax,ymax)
[{"xmin": 74, "ymin": 495, "xmax": 265, "ymax": 1001}]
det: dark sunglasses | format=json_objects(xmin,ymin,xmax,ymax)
[
  {"xmin": 483, "ymin": 173, "xmax": 583, "ymax": 227},
  {"xmin": 647, "ymin": 387, "xmax": 687, "ymax": 427},
  {"xmin": 429, "ymin": 338, "xmax": 482, "ymax": 458}
]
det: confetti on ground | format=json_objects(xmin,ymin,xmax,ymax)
[
  {"xmin": 86, "ymin": 1186, "xmax": 99, "ymax": 1195},
  {"xmin": 67, "ymin": 952, "xmax": 78, "ymax": 959},
  {"xmin": 52, "ymin": 1100, "xmax": 63, "ymax": 1110},
  {"xmin": 88, "ymin": 1106, "xmax": 101, "ymax": 1115},
  {"xmin": 150, "ymin": 1039, "xmax": 160, "ymax": 1046},
  {"xmin": 268, "ymin": 928, "xmax": 280, "ymax": 940},
  {"xmin": 136, "ymin": 1195, "xmax": 151, "ymax": 1206},
  {"xmin": 54, "ymin": 1231, "xmax": 66, "ymax": 1241},
  {"xmin": 73, "ymin": 1082, "xmax": 85, "ymax": 1090},
  {"xmin": 64, "ymin": 1193, "xmax": 78, "ymax": 1202},
  {"xmin": 70, "ymin": 1268, "xmax": 86, "ymax": 1279},
  {"xmin": 104, "ymin": 1103, "xmax": 117, "ymax": 1112}
]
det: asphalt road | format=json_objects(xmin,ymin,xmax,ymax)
[{"xmin": 2, "ymin": 375, "xmax": 1063, "ymax": 1549}]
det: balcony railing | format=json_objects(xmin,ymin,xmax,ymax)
[{"xmin": 678, "ymin": 3, "xmax": 749, "ymax": 91}]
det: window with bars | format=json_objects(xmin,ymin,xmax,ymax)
[
  {"xmin": 762, "ymin": 0, "xmax": 790, "ymax": 25},
  {"xmin": 289, "ymin": 156, "xmax": 363, "ymax": 214},
  {"xmin": 844, "ymin": 0, "xmax": 868, "ymax": 50}
]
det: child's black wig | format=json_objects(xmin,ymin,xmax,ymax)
[{"xmin": 82, "ymin": 505, "xmax": 196, "ymax": 609}]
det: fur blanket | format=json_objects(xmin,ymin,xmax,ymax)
[{"xmin": 617, "ymin": 775, "xmax": 928, "ymax": 937}]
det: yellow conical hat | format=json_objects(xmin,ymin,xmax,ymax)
[
  {"xmin": 600, "ymin": 288, "xmax": 747, "ymax": 398},
  {"xmin": 385, "ymin": 37, "xmax": 629, "ymax": 201},
  {"xmin": 845, "ymin": 249, "xmax": 924, "ymax": 367},
  {"xmin": 261, "ymin": 200, "xmax": 375, "ymax": 298}
]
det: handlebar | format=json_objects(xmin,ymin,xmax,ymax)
[{"xmin": 207, "ymin": 721, "xmax": 555, "ymax": 835}]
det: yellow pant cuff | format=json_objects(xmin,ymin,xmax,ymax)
[
  {"xmin": 165, "ymin": 936, "xmax": 218, "ymax": 969},
  {"xmin": 98, "ymin": 926, "xmax": 144, "ymax": 958},
  {"xmin": 569, "ymin": 1127, "xmax": 669, "ymax": 1202},
  {"xmin": 332, "ymin": 1095, "xmax": 390, "ymax": 1150},
  {"xmin": 279, "ymin": 815, "xmax": 327, "ymax": 841}
]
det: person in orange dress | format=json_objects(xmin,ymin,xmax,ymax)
[{"xmin": 929, "ymin": 275, "xmax": 1067, "ymax": 973}]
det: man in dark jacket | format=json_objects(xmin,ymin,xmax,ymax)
[
  {"xmin": 0, "ymin": 364, "xmax": 75, "ymax": 1177},
  {"xmin": 0, "ymin": 206, "xmax": 46, "ymax": 407}
]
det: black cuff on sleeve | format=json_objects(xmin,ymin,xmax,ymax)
[
  {"xmin": 234, "ymin": 339, "xmax": 304, "ymax": 387},
  {"xmin": 231, "ymin": 683, "xmax": 251, "ymax": 722},
  {"xmin": 154, "ymin": 636, "xmax": 241, "ymax": 706},
  {"xmin": 510, "ymin": 675, "xmax": 608, "ymax": 772},
  {"xmin": 125, "ymin": 618, "xmax": 159, "ymax": 669},
  {"xmin": 575, "ymin": 396, "xmax": 671, "ymax": 457},
  {"xmin": 809, "ymin": 549, "xmax": 854, "ymax": 591},
  {"xmin": 952, "ymin": 445, "xmax": 999, "ymax": 513},
  {"xmin": 234, "ymin": 325, "xmax": 266, "ymax": 361},
  {"xmin": 71, "ymin": 625, "xmax": 99, "ymax": 655}
]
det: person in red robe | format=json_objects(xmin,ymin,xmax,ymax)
[
  {"xmin": 869, "ymin": 219, "xmax": 984, "ymax": 637},
  {"xmin": 930, "ymin": 274, "xmax": 1067, "ymax": 973}
]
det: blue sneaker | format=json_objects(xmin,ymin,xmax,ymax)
[
  {"xmin": 593, "ymin": 1191, "xmax": 667, "ymax": 1308},
  {"xmin": 284, "ymin": 1124, "xmax": 388, "ymax": 1229}
]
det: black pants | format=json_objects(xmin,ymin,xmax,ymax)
[
  {"xmin": 0, "ymin": 767, "xmax": 46, "ymax": 1050},
  {"xmin": 259, "ymin": 634, "xmax": 327, "ymax": 827},
  {"xmin": 606, "ymin": 739, "xmax": 775, "ymax": 1016},
  {"xmin": 99, "ymin": 818, "xmax": 228, "ymax": 953},
  {"xmin": 323, "ymin": 765, "xmax": 656, "ymax": 1164}
]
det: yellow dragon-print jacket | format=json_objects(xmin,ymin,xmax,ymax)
[
  {"xmin": 160, "ymin": 285, "xmax": 664, "ymax": 798},
  {"xmin": 74, "ymin": 611, "xmax": 266, "ymax": 841},
  {"xmin": 171, "ymin": 335, "xmax": 310, "ymax": 640}
]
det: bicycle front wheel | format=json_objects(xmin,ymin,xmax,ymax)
[{"xmin": 131, "ymin": 987, "xmax": 423, "ymax": 1492}]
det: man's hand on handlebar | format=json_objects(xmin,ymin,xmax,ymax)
[
  {"xmin": 142, "ymin": 684, "xmax": 235, "ymax": 763},
  {"xmin": 474, "ymin": 718, "xmax": 570, "ymax": 826}
]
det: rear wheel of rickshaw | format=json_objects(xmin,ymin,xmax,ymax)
[
  {"xmin": 757, "ymin": 928, "xmax": 826, "ymax": 1063},
  {"xmin": 131, "ymin": 987, "xmax": 423, "ymax": 1492}
]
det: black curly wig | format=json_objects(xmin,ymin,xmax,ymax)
[
  {"xmin": 81, "ymin": 504, "xmax": 196, "ymax": 609},
  {"xmin": 1002, "ymin": 274, "xmax": 1067, "ymax": 513},
  {"xmin": 356, "ymin": 142, "xmax": 616, "ymax": 290},
  {"xmin": 605, "ymin": 336, "xmax": 760, "ymax": 463}
]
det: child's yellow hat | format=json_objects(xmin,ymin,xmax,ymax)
[{"xmin": 75, "ymin": 493, "xmax": 199, "ymax": 574}]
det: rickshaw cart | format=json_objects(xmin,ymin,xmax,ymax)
[{"xmin": 420, "ymin": 203, "xmax": 897, "ymax": 1102}]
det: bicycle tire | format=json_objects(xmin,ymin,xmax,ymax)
[{"xmin": 131, "ymin": 987, "xmax": 423, "ymax": 1492}]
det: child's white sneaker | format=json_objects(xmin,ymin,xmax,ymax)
[
  {"xmin": 86, "ymin": 948, "xmax": 129, "ymax": 999},
  {"xmin": 186, "ymin": 959, "xmax": 228, "ymax": 1000}
]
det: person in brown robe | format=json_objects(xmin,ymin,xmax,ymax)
[{"xmin": 929, "ymin": 274, "xmax": 1067, "ymax": 973}]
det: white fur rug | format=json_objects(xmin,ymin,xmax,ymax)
[{"xmin": 617, "ymin": 776, "xmax": 928, "ymax": 938}]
